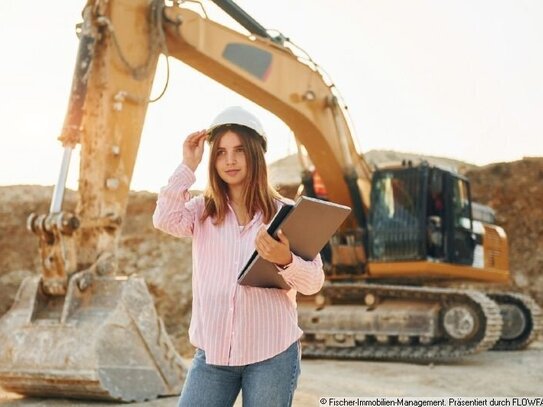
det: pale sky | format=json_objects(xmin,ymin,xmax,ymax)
[{"xmin": 1, "ymin": 1, "xmax": 542, "ymax": 193}]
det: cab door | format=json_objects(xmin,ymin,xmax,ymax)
[{"xmin": 444, "ymin": 174, "xmax": 475, "ymax": 265}]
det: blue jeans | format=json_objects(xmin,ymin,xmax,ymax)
[{"xmin": 177, "ymin": 341, "xmax": 300, "ymax": 407}]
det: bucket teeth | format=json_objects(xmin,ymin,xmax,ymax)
[{"xmin": 0, "ymin": 275, "xmax": 186, "ymax": 402}]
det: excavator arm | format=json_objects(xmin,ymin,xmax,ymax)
[
  {"xmin": 34, "ymin": 0, "xmax": 376, "ymax": 297},
  {"xmin": 162, "ymin": 6, "xmax": 372, "ymax": 222},
  {"xmin": 0, "ymin": 0, "xmax": 373, "ymax": 400},
  {"xmin": 35, "ymin": 1, "xmax": 372, "ymax": 295},
  {"xmin": 0, "ymin": 1, "xmax": 181, "ymax": 401}
]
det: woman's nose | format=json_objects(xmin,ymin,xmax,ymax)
[{"xmin": 226, "ymin": 151, "xmax": 236, "ymax": 164}]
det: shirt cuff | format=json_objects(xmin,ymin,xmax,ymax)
[
  {"xmin": 276, "ymin": 254, "xmax": 302, "ymax": 285},
  {"xmin": 169, "ymin": 162, "xmax": 197, "ymax": 187}
]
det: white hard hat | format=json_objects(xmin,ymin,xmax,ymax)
[{"xmin": 207, "ymin": 106, "xmax": 267, "ymax": 151}]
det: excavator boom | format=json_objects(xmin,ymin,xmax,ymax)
[{"xmin": 162, "ymin": 6, "xmax": 373, "ymax": 220}]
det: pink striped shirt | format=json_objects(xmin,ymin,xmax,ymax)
[{"xmin": 153, "ymin": 163, "xmax": 324, "ymax": 366}]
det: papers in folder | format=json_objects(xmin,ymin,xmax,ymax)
[{"xmin": 237, "ymin": 196, "xmax": 351, "ymax": 289}]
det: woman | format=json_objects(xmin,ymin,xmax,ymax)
[{"xmin": 153, "ymin": 106, "xmax": 324, "ymax": 406}]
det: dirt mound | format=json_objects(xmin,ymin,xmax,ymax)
[
  {"xmin": 0, "ymin": 156, "xmax": 541, "ymax": 358},
  {"xmin": 466, "ymin": 157, "xmax": 543, "ymax": 304},
  {"xmin": 269, "ymin": 150, "xmax": 476, "ymax": 188}
]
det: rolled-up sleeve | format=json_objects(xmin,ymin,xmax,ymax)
[
  {"xmin": 278, "ymin": 253, "xmax": 324, "ymax": 295},
  {"xmin": 152, "ymin": 163, "xmax": 199, "ymax": 238}
]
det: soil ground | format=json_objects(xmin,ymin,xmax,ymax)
[{"xmin": 1, "ymin": 340, "xmax": 541, "ymax": 406}]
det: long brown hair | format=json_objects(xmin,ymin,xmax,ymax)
[{"xmin": 201, "ymin": 124, "xmax": 280, "ymax": 225}]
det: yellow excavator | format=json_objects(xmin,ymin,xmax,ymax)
[{"xmin": 0, "ymin": 0, "xmax": 540, "ymax": 401}]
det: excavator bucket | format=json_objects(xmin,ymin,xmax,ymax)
[{"xmin": 0, "ymin": 274, "xmax": 186, "ymax": 402}]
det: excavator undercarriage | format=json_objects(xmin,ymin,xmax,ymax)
[
  {"xmin": 299, "ymin": 283, "xmax": 504, "ymax": 362},
  {"xmin": 295, "ymin": 161, "xmax": 542, "ymax": 362}
]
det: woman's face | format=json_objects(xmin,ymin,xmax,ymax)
[{"xmin": 214, "ymin": 130, "xmax": 248, "ymax": 188}]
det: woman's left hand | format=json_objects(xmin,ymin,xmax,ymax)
[{"xmin": 255, "ymin": 228, "xmax": 293, "ymax": 267}]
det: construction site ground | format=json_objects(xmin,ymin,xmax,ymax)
[{"xmin": 0, "ymin": 340, "xmax": 541, "ymax": 405}]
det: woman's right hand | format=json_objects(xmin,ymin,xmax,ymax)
[{"xmin": 182, "ymin": 130, "xmax": 207, "ymax": 172}]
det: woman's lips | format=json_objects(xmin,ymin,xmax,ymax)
[{"xmin": 225, "ymin": 169, "xmax": 240, "ymax": 176}]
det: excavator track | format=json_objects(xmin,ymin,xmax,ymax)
[
  {"xmin": 300, "ymin": 283, "xmax": 503, "ymax": 362},
  {"xmin": 487, "ymin": 292, "xmax": 543, "ymax": 351}
]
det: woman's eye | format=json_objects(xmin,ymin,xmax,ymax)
[{"xmin": 235, "ymin": 148, "xmax": 244, "ymax": 153}]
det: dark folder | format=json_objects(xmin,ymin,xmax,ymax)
[{"xmin": 237, "ymin": 196, "xmax": 351, "ymax": 289}]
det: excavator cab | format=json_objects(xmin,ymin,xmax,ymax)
[{"xmin": 369, "ymin": 163, "xmax": 477, "ymax": 266}]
